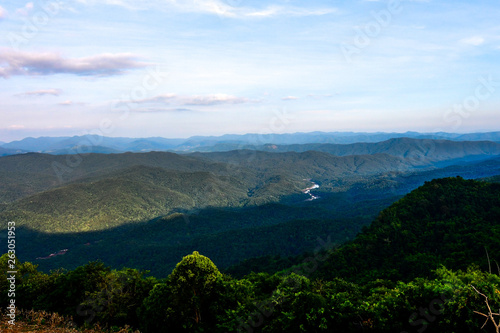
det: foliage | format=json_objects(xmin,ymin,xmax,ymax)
[
  {"xmin": 139, "ymin": 251, "xmax": 224, "ymax": 332},
  {"xmin": 0, "ymin": 308, "xmax": 139, "ymax": 332},
  {"xmin": 1, "ymin": 177, "xmax": 500, "ymax": 332},
  {"xmin": 313, "ymin": 177, "xmax": 500, "ymax": 284}
]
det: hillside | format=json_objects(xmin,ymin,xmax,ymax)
[
  {"xmin": 2, "ymin": 138, "xmax": 498, "ymax": 205},
  {"xmin": 2, "ymin": 146, "xmax": 500, "ymax": 277},
  {"xmin": 3, "ymin": 177, "xmax": 500, "ymax": 333},
  {"xmin": 11, "ymin": 165, "xmax": 500, "ymax": 277},
  {"xmin": 311, "ymin": 177, "xmax": 500, "ymax": 283},
  {"xmin": 0, "ymin": 146, "xmax": 26, "ymax": 157},
  {"xmin": 0, "ymin": 151, "xmax": 256, "ymax": 203},
  {"xmin": 191, "ymin": 150, "xmax": 411, "ymax": 178},
  {"xmin": 245, "ymin": 138, "xmax": 500, "ymax": 165},
  {"xmin": 0, "ymin": 166, "xmax": 256, "ymax": 233},
  {"xmin": 0, "ymin": 147, "xmax": 422, "ymax": 205},
  {"xmin": 482, "ymin": 174, "xmax": 500, "ymax": 184}
]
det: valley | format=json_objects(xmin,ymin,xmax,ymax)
[
  {"xmin": 1, "ymin": 132, "xmax": 500, "ymax": 332},
  {"xmin": 1, "ymin": 133, "xmax": 500, "ymax": 277}
]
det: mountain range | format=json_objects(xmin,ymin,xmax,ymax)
[{"xmin": 1, "ymin": 133, "xmax": 500, "ymax": 276}]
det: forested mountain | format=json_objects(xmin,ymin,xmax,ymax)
[
  {"xmin": 0, "ymin": 146, "xmax": 26, "ymax": 157},
  {"xmin": 245, "ymin": 138, "xmax": 500, "ymax": 163},
  {"xmin": 1, "ymin": 137, "xmax": 500, "ymax": 278},
  {"xmin": 0, "ymin": 151, "xmax": 256, "ymax": 203},
  {"xmin": 3, "ymin": 141, "xmax": 500, "ymax": 235},
  {"xmin": 0, "ymin": 135, "xmax": 186, "ymax": 153},
  {"xmin": 484, "ymin": 174, "xmax": 500, "ymax": 183},
  {"xmin": 191, "ymin": 150, "xmax": 410, "ymax": 178},
  {"xmin": 1, "ymin": 166, "xmax": 254, "ymax": 233},
  {"xmin": 2, "ymin": 177, "xmax": 500, "ymax": 333},
  {"xmin": 310, "ymin": 177, "xmax": 500, "ymax": 283}
]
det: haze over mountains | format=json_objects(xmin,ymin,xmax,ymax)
[{"xmin": 2, "ymin": 131, "xmax": 500, "ymax": 155}]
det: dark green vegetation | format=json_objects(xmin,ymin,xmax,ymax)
[
  {"xmin": 2, "ymin": 178, "xmax": 500, "ymax": 332},
  {"xmin": 1, "ymin": 137, "xmax": 500, "ymax": 277},
  {"xmin": 311, "ymin": 177, "xmax": 500, "ymax": 282}
]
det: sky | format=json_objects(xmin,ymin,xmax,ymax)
[{"xmin": 0, "ymin": 0, "xmax": 499, "ymax": 142}]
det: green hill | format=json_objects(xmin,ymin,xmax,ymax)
[
  {"xmin": 3, "ymin": 176, "xmax": 500, "ymax": 333},
  {"xmin": 0, "ymin": 151, "xmax": 255, "ymax": 203},
  {"xmin": 482, "ymin": 174, "xmax": 500, "ymax": 183},
  {"xmin": 252, "ymin": 138, "xmax": 500, "ymax": 166},
  {"xmin": 0, "ymin": 165, "xmax": 308, "ymax": 233},
  {"xmin": 191, "ymin": 150, "xmax": 411, "ymax": 179},
  {"xmin": 193, "ymin": 138, "xmax": 500, "ymax": 163},
  {"xmin": 311, "ymin": 176, "xmax": 500, "ymax": 283}
]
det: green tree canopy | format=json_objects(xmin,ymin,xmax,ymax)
[{"xmin": 140, "ymin": 251, "xmax": 223, "ymax": 332}]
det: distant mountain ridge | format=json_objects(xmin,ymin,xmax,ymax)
[
  {"xmin": 0, "ymin": 146, "xmax": 27, "ymax": 157},
  {"xmin": 250, "ymin": 138, "xmax": 500, "ymax": 164},
  {"xmin": 2, "ymin": 131, "xmax": 500, "ymax": 155}
]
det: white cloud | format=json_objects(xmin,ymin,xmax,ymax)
[
  {"xmin": 307, "ymin": 94, "xmax": 334, "ymax": 99},
  {"xmin": 16, "ymin": 2, "xmax": 34, "ymax": 16},
  {"xmin": 184, "ymin": 93, "xmax": 250, "ymax": 105},
  {"xmin": 130, "ymin": 93, "xmax": 252, "ymax": 106},
  {"xmin": 131, "ymin": 107, "xmax": 195, "ymax": 113},
  {"xmin": 79, "ymin": 0, "xmax": 336, "ymax": 18},
  {"xmin": 282, "ymin": 96, "xmax": 299, "ymax": 101},
  {"xmin": 0, "ymin": 49, "xmax": 147, "ymax": 78},
  {"xmin": 460, "ymin": 36, "xmax": 485, "ymax": 46},
  {"xmin": 0, "ymin": 5, "xmax": 7, "ymax": 19},
  {"xmin": 58, "ymin": 100, "xmax": 85, "ymax": 106},
  {"xmin": 246, "ymin": 6, "xmax": 336, "ymax": 18},
  {"xmin": 129, "ymin": 93, "xmax": 177, "ymax": 104},
  {"xmin": 18, "ymin": 89, "xmax": 62, "ymax": 97}
]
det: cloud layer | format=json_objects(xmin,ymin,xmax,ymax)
[
  {"xmin": 0, "ymin": 5, "xmax": 7, "ymax": 19},
  {"xmin": 0, "ymin": 50, "xmax": 147, "ymax": 78},
  {"xmin": 18, "ymin": 89, "xmax": 62, "ymax": 97},
  {"xmin": 131, "ymin": 93, "xmax": 251, "ymax": 106},
  {"xmin": 79, "ymin": 0, "xmax": 336, "ymax": 18}
]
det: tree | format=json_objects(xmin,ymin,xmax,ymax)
[
  {"xmin": 81, "ymin": 267, "xmax": 157, "ymax": 328},
  {"xmin": 139, "ymin": 251, "xmax": 223, "ymax": 332}
]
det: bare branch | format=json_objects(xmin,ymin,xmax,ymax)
[{"xmin": 472, "ymin": 285, "xmax": 500, "ymax": 333}]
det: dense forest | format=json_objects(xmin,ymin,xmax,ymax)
[
  {"xmin": 2, "ymin": 140, "xmax": 500, "ymax": 278},
  {"xmin": 2, "ymin": 177, "xmax": 500, "ymax": 332}
]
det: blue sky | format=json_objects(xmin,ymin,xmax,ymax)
[{"xmin": 0, "ymin": 0, "xmax": 499, "ymax": 142}]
